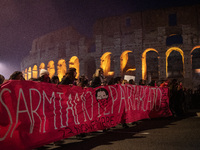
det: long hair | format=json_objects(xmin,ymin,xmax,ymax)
[
  {"xmin": 9, "ymin": 71, "xmax": 25, "ymax": 80},
  {"xmin": 65, "ymin": 67, "xmax": 76, "ymax": 80},
  {"xmin": 61, "ymin": 67, "xmax": 77, "ymax": 85},
  {"xmin": 78, "ymin": 75, "xmax": 88, "ymax": 88}
]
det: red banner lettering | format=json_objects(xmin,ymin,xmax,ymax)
[{"xmin": 0, "ymin": 81, "xmax": 172, "ymax": 149}]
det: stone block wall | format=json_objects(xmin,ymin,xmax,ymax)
[{"xmin": 21, "ymin": 4, "xmax": 200, "ymax": 89}]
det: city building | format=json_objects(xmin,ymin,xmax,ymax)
[{"xmin": 21, "ymin": 4, "xmax": 200, "ymax": 89}]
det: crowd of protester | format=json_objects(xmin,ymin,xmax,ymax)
[
  {"xmin": 0, "ymin": 69, "xmax": 200, "ymax": 112},
  {"xmin": 0, "ymin": 68, "xmax": 200, "ymax": 138}
]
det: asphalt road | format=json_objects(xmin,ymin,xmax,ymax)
[{"xmin": 36, "ymin": 111, "xmax": 200, "ymax": 150}]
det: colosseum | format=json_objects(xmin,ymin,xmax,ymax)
[{"xmin": 21, "ymin": 4, "xmax": 200, "ymax": 89}]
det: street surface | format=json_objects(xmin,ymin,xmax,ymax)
[{"xmin": 36, "ymin": 111, "xmax": 200, "ymax": 150}]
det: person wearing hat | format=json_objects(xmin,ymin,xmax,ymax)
[{"xmin": 38, "ymin": 69, "xmax": 50, "ymax": 83}]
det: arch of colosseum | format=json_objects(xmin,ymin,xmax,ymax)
[{"xmin": 21, "ymin": 4, "xmax": 200, "ymax": 89}]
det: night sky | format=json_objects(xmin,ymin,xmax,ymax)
[{"xmin": 0, "ymin": 0, "xmax": 199, "ymax": 78}]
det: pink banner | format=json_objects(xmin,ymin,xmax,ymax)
[{"xmin": 0, "ymin": 81, "xmax": 172, "ymax": 149}]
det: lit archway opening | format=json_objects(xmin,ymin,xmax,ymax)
[
  {"xmin": 120, "ymin": 50, "xmax": 136, "ymax": 76},
  {"xmin": 32, "ymin": 65, "xmax": 38, "ymax": 79},
  {"xmin": 57, "ymin": 59, "xmax": 67, "ymax": 81},
  {"xmin": 166, "ymin": 47, "xmax": 184, "ymax": 78},
  {"xmin": 39, "ymin": 63, "xmax": 45, "ymax": 73},
  {"xmin": 100, "ymin": 52, "xmax": 114, "ymax": 76},
  {"xmin": 191, "ymin": 46, "xmax": 200, "ymax": 84},
  {"xmin": 142, "ymin": 48, "xmax": 159, "ymax": 80},
  {"xmin": 47, "ymin": 61, "xmax": 55, "ymax": 78},
  {"xmin": 28, "ymin": 67, "xmax": 32, "ymax": 80},
  {"xmin": 24, "ymin": 68, "xmax": 28, "ymax": 80},
  {"xmin": 69, "ymin": 56, "xmax": 79, "ymax": 79}
]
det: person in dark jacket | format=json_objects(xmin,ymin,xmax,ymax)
[
  {"xmin": 60, "ymin": 67, "xmax": 77, "ymax": 85},
  {"xmin": 51, "ymin": 75, "xmax": 59, "ymax": 84},
  {"xmin": 91, "ymin": 68, "xmax": 106, "ymax": 88}
]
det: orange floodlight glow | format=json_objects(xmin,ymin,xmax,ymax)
[
  {"xmin": 47, "ymin": 60, "xmax": 55, "ymax": 78},
  {"xmin": 69, "ymin": 56, "xmax": 79, "ymax": 79},
  {"xmin": 195, "ymin": 69, "xmax": 200, "ymax": 73},
  {"xmin": 57, "ymin": 59, "xmax": 67, "ymax": 81},
  {"xmin": 28, "ymin": 67, "xmax": 32, "ymax": 80},
  {"xmin": 39, "ymin": 63, "xmax": 45, "ymax": 71},
  {"xmin": 120, "ymin": 50, "xmax": 132, "ymax": 73},
  {"xmin": 24, "ymin": 68, "xmax": 28, "ymax": 80},
  {"xmin": 126, "ymin": 68, "xmax": 136, "ymax": 72},
  {"xmin": 108, "ymin": 71, "xmax": 114, "ymax": 76},
  {"xmin": 32, "ymin": 65, "xmax": 38, "ymax": 78},
  {"xmin": 100, "ymin": 52, "xmax": 112, "ymax": 76}
]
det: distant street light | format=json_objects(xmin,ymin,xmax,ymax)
[{"xmin": 0, "ymin": 62, "xmax": 13, "ymax": 79}]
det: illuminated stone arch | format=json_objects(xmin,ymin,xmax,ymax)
[
  {"xmin": 47, "ymin": 61, "xmax": 55, "ymax": 78},
  {"xmin": 191, "ymin": 45, "xmax": 200, "ymax": 54},
  {"xmin": 166, "ymin": 47, "xmax": 184, "ymax": 78},
  {"xmin": 120, "ymin": 50, "xmax": 136, "ymax": 76},
  {"xmin": 69, "ymin": 56, "xmax": 79, "ymax": 79},
  {"xmin": 191, "ymin": 46, "xmax": 200, "ymax": 82},
  {"xmin": 28, "ymin": 67, "xmax": 32, "ymax": 80},
  {"xmin": 100, "ymin": 52, "xmax": 114, "ymax": 76},
  {"xmin": 142, "ymin": 48, "xmax": 159, "ymax": 80},
  {"xmin": 24, "ymin": 68, "xmax": 28, "ymax": 80},
  {"xmin": 39, "ymin": 63, "xmax": 45, "ymax": 72},
  {"xmin": 57, "ymin": 59, "xmax": 67, "ymax": 81},
  {"xmin": 32, "ymin": 65, "xmax": 38, "ymax": 79}
]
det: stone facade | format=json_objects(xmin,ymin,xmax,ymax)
[{"xmin": 21, "ymin": 4, "xmax": 200, "ymax": 89}]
